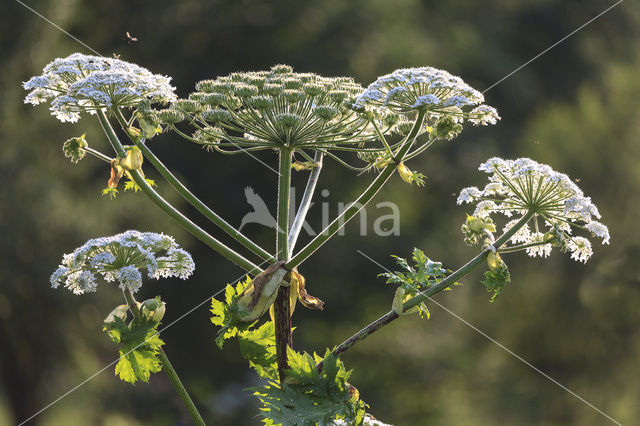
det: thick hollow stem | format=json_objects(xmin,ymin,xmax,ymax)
[
  {"xmin": 288, "ymin": 151, "xmax": 323, "ymax": 256},
  {"xmin": 96, "ymin": 110, "xmax": 260, "ymax": 273},
  {"xmin": 122, "ymin": 289, "xmax": 205, "ymax": 426},
  {"xmin": 286, "ymin": 111, "xmax": 426, "ymax": 270},
  {"xmin": 274, "ymin": 148, "xmax": 293, "ymax": 382},
  {"xmin": 317, "ymin": 211, "xmax": 535, "ymax": 370}
]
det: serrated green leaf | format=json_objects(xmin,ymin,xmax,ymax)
[
  {"xmin": 210, "ymin": 276, "xmax": 256, "ymax": 348},
  {"xmin": 103, "ymin": 314, "xmax": 165, "ymax": 384}
]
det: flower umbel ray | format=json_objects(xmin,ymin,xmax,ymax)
[{"xmin": 458, "ymin": 157, "xmax": 609, "ymax": 263}]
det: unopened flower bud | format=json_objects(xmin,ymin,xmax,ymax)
[
  {"xmin": 157, "ymin": 109, "xmax": 185, "ymax": 124},
  {"xmin": 275, "ymin": 113, "xmax": 301, "ymax": 128},
  {"xmin": 397, "ymin": 162, "xmax": 413, "ymax": 184},
  {"xmin": 434, "ymin": 117, "xmax": 463, "ymax": 140},
  {"xmin": 235, "ymin": 261, "xmax": 287, "ymax": 322},
  {"xmin": 282, "ymin": 89, "xmax": 305, "ymax": 103},
  {"xmin": 136, "ymin": 112, "xmax": 161, "ymax": 138},
  {"xmin": 63, "ymin": 134, "xmax": 88, "ymax": 163},
  {"xmin": 313, "ymin": 106, "xmax": 338, "ymax": 121},
  {"xmin": 119, "ymin": 146, "xmax": 144, "ymax": 171},
  {"xmin": 201, "ymin": 108, "xmax": 234, "ymax": 123},
  {"xmin": 232, "ymin": 83, "xmax": 259, "ymax": 98},
  {"xmin": 303, "ymin": 83, "xmax": 326, "ymax": 97},
  {"xmin": 271, "ymin": 64, "xmax": 293, "ymax": 74},
  {"xmin": 139, "ymin": 298, "xmax": 166, "ymax": 322},
  {"xmin": 292, "ymin": 161, "xmax": 318, "ymax": 171},
  {"xmin": 487, "ymin": 251, "xmax": 503, "ymax": 270},
  {"xmin": 397, "ymin": 162, "xmax": 426, "ymax": 186},
  {"xmin": 328, "ymin": 90, "xmax": 349, "ymax": 104},
  {"xmin": 104, "ymin": 304, "xmax": 129, "ymax": 324},
  {"xmin": 175, "ymin": 99, "xmax": 203, "ymax": 114}
]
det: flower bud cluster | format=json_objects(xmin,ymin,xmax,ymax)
[
  {"xmin": 172, "ymin": 64, "xmax": 373, "ymax": 149},
  {"xmin": 50, "ymin": 230, "xmax": 194, "ymax": 294}
]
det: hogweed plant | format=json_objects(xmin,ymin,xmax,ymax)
[{"xmin": 24, "ymin": 53, "xmax": 608, "ymax": 425}]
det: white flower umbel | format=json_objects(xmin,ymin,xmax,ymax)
[
  {"xmin": 24, "ymin": 53, "xmax": 176, "ymax": 122},
  {"xmin": 50, "ymin": 230, "xmax": 195, "ymax": 294},
  {"xmin": 354, "ymin": 67, "xmax": 500, "ymax": 126},
  {"xmin": 458, "ymin": 157, "xmax": 609, "ymax": 262}
]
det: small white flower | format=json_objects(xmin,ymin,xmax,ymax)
[
  {"xmin": 525, "ymin": 233, "xmax": 553, "ymax": 258},
  {"xmin": 503, "ymin": 220, "xmax": 531, "ymax": 244},
  {"xmin": 585, "ymin": 221, "xmax": 610, "ymax": 244},
  {"xmin": 65, "ymin": 270, "xmax": 98, "ymax": 295},
  {"xmin": 568, "ymin": 237, "xmax": 593, "ymax": 263},
  {"xmin": 457, "ymin": 186, "xmax": 482, "ymax": 204},
  {"xmin": 473, "ymin": 200, "xmax": 497, "ymax": 218},
  {"xmin": 469, "ymin": 105, "xmax": 501, "ymax": 125},
  {"xmin": 411, "ymin": 94, "xmax": 440, "ymax": 108},
  {"xmin": 118, "ymin": 266, "xmax": 143, "ymax": 293}
]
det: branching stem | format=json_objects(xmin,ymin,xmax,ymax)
[
  {"xmin": 96, "ymin": 109, "xmax": 260, "ymax": 273},
  {"xmin": 113, "ymin": 110, "xmax": 273, "ymax": 264},
  {"xmin": 316, "ymin": 211, "xmax": 535, "ymax": 371},
  {"xmin": 286, "ymin": 110, "xmax": 427, "ymax": 270}
]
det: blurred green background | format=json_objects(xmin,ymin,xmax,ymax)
[{"xmin": 1, "ymin": 0, "xmax": 639, "ymax": 425}]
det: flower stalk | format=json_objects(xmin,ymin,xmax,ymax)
[
  {"xmin": 286, "ymin": 110, "xmax": 426, "ymax": 270},
  {"xmin": 122, "ymin": 289, "xmax": 205, "ymax": 426},
  {"xmin": 274, "ymin": 148, "xmax": 293, "ymax": 382}
]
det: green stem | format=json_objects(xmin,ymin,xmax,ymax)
[
  {"xmin": 122, "ymin": 290, "xmax": 205, "ymax": 426},
  {"xmin": 498, "ymin": 240, "xmax": 547, "ymax": 253},
  {"xmin": 113, "ymin": 109, "xmax": 272, "ymax": 263},
  {"xmin": 96, "ymin": 109, "xmax": 260, "ymax": 273},
  {"xmin": 317, "ymin": 211, "xmax": 535, "ymax": 370},
  {"xmin": 274, "ymin": 148, "xmax": 293, "ymax": 382},
  {"xmin": 133, "ymin": 136, "xmax": 273, "ymax": 263},
  {"xmin": 286, "ymin": 110, "xmax": 426, "ymax": 270},
  {"xmin": 84, "ymin": 146, "xmax": 112, "ymax": 163}
]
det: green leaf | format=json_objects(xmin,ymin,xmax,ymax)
[
  {"xmin": 123, "ymin": 178, "xmax": 156, "ymax": 192},
  {"xmin": 210, "ymin": 276, "xmax": 255, "ymax": 348},
  {"xmin": 103, "ymin": 314, "xmax": 165, "ymax": 384},
  {"xmin": 481, "ymin": 261, "xmax": 511, "ymax": 302},
  {"xmin": 380, "ymin": 248, "xmax": 451, "ymax": 319},
  {"xmin": 253, "ymin": 348, "xmax": 367, "ymax": 425},
  {"xmin": 238, "ymin": 322, "xmax": 278, "ymax": 380},
  {"xmin": 101, "ymin": 187, "xmax": 119, "ymax": 199}
]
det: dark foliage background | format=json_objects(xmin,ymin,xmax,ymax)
[{"xmin": 1, "ymin": 1, "xmax": 639, "ymax": 425}]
